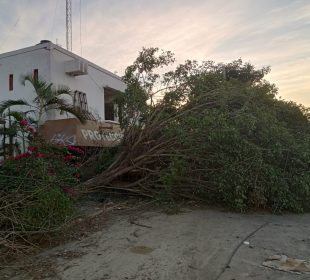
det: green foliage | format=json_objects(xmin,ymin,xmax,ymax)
[
  {"xmin": 20, "ymin": 186, "xmax": 73, "ymax": 230},
  {"xmin": 96, "ymin": 147, "xmax": 119, "ymax": 173},
  {"xmin": 0, "ymin": 112, "xmax": 36, "ymax": 157},
  {"xmin": 117, "ymin": 47, "xmax": 175, "ymax": 127},
  {"xmin": 164, "ymin": 83, "xmax": 310, "ymax": 212},
  {"xmin": 118, "ymin": 48, "xmax": 310, "ymax": 213},
  {"xmin": 0, "ymin": 139, "xmax": 80, "ymax": 190},
  {"xmin": 0, "ymin": 139, "xmax": 82, "ymax": 233}
]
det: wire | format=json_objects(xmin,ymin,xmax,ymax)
[
  {"xmin": 50, "ymin": 0, "xmax": 60, "ymax": 41},
  {"xmin": 0, "ymin": 0, "xmax": 31, "ymax": 51},
  {"xmin": 80, "ymin": 0, "xmax": 83, "ymax": 56},
  {"xmin": 88, "ymin": 72, "xmax": 105, "ymax": 93},
  {"xmin": 0, "ymin": 19, "xmax": 20, "ymax": 51}
]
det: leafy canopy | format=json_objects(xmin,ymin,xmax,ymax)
[{"xmin": 113, "ymin": 48, "xmax": 310, "ymax": 212}]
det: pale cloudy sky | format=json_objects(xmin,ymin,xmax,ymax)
[{"xmin": 0, "ymin": 0, "xmax": 309, "ymax": 106}]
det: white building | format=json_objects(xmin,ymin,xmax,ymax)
[
  {"xmin": 0, "ymin": 40, "xmax": 126, "ymax": 149},
  {"xmin": 0, "ymin": 40, "xmax": 126, "ymax": 122}
]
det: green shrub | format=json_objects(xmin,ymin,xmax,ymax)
[
  {"xmin": 96, "ymin": 147, "xmax": 119, "ymax": 173},
  {"xmin": 0, "ymin": 138, "xmax": 83, "ymax": 232},
  {"xmin": 91, "ymin": 48, "xmax": 310, "ymax": 213},
  {"xmin": 163, "ymin": 89, "xmax": 310, "ymax": 212},
  {"xmin": 20, "ymin": 186, "xmax": 73, "ymax": 230}
]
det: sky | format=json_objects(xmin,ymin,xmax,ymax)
[{"xmin": 0, "ymin": 0, "xmax": 309, "ymax": 106}]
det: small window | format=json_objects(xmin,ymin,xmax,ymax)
[
  {"xmin": 33, "ymin": 69, "xmax": 38, "ymax": 81},
  {"xmin": 9, "ymin": 74, "xmax": 13, "ymax": 91}
]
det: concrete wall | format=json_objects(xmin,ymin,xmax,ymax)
[
  {"xmin": 49, "ymin": 47, "xmax": 124, "ymax": 121},
  {"xmin": 0, "ymin": 42, "xmax": 126, "ymax": 121},
  {"xmin": 0, "ymin": 46, "xmax": 51, "ymax": 108}
]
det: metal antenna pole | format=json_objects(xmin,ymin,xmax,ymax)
[{"xmin": 66, "ymin": 0, "xmax": 72, "ymax": 51}]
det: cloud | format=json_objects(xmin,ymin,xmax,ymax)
[{"xmin": 0, "ymin": 0, "xmax": 309, "ymax": 105}]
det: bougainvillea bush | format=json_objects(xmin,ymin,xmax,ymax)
[
  {"xmin": 0, "ymin": 137, "xmax": 84, "ymax": 256},
  {"xmin": 0, "ymin": 114, "xmax": 37, "ymax": 158}
]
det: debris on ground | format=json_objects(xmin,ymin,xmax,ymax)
[{"xmin": 262, "ymin": 255, "xmax": 310, "ymax": 274}]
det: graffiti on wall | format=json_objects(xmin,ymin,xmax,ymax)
[
  {"xmin": 50, "ymin": 133, "xmax": 76, "ymax": 146},
  {"xmin": 40, "ymin": 119, "xmax": 123, "ymax": 147},
  {"xmin": 80, "ymin": 129, "xmax": 123, "ymax": 145}
]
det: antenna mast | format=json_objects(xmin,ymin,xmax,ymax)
[{"xmin": 66, "ymin": 0, "xmax": 72, "ymax": 51}]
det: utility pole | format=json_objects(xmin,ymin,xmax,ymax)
[{"xmin": 66, "ymin": 0, "xmax": 72, "ymax": 51}]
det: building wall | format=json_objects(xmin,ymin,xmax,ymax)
[
  {"xmin": 0, "ymin": 46, "xmax": 51, "ymax": 106},
  {"xmin": 0, "ymin": 42, "xmax": 126, "ymax": 122},
  {"xmin": 50, "ymin": 47, "xmax": 125, "ymax": 121}
]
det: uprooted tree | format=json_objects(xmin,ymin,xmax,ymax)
[{"xmin": 83, "ymin": 47, "xmax": 310, "ymax": 213}]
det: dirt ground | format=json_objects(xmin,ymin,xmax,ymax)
[{"xmin": 1, "ymin": 202, "xmax": 310, "ymax": 280}]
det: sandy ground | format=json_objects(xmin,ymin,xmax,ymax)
[{"xmin": 2, "ymin": 207, "xmax": 310, "ymax": 280}]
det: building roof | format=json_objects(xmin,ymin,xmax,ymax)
[{"xmin": 0, "ymin": 40, "xmax": 123, "ymax": 82}]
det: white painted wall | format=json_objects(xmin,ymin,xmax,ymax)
[
  {"xmin": 49, "ymin": 46, "xmax": 126, "ymax": 121},
  {"xmin": 0, "ymin": 46, "xmax": 51, "ymax": 107},
  {"xmin": 0, "ymin": 42, "xmax": 126, "ymax": 122}
]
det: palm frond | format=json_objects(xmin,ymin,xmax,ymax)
[
  {"xmin": 42, "ymin": 96, "xmax": 86, "ymax": 123},
  {"xmin": 59, "ymin": 106, "xmax": 87, "ymax": 123},
  {"xmin": 22, "ymin": 74, "xmax": 54, "ymax": 104},
  {"xmin": 18, "ymin": 75, "xmax": 86, "ymax": 124},
  {"xmin": 24, "ymin": 109, "xmax": 38, "ymax": 115},
  {"xmin": 54, "ymin": 85, "xmax": 72, "ymax": 97},
  {"xmin": 4, "ymin": 110, "xmax": 26, "ymax": 121},
  {"xmin": 22, "ymin": 74, "xmax": 48, "ymax": 91},
  {"xmin": 43, "ymin": 96, "xmax": 69, "ymax": 108},
  {"xmin": 0, "ymin": 99, "xmax": 30, "ymax": 115}
]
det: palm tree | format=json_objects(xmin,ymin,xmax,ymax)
[{"xmin": 0, "ymin": 75, "xmax": 86, "ymax": 128}]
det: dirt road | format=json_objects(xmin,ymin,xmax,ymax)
[{"xmin": 4, "ymin": 208, "xmax": 310, "ymax": 280}]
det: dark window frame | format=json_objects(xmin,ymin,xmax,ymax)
[
  {"xmin": 33, "ymin": 69, "xmax": 38, "ymax": 81},
  {"xmin": 9, "ymin": 74, "xmax": 13, "ymax": 91},
  {"xmin": 104, "ymin": 103, "xmax": 115, "ymax": 121}
]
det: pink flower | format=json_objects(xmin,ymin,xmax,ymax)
[
  {"xmin": 36, "ymin": 153, "xmax": 45, "ymax": 158},
  {"xmin": 14, "ymin": 153, "xmax": 30, "ymax": 160},
  {"xmin": 28, "ymin": 146, "xmax": 37, "ymax": 152},
  {"xmin": 19, "ymin": 119, "xmax": 29, "ymax": 127},
  {"xmin": 64, "ymin": 155, "xmax": 74, "ymax": 161},
  {"xmin": 28, "ymin": 127, "xmax": 36, "ymax": 134},
  {"xmin": 67, "ymin": 145, "xmax": 84, "ymax": 154}
]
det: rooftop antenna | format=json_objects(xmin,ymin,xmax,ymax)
[{"xmin": 66, "ymin": 0, "xmax": 72, "ymax": 51}]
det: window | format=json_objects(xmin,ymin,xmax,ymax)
[
  {"xmin": 33, "ymin": 69, "xmax": 38, "ymax": 81},
  {"xmin": 105, "ymin": 103, "xmax": 114, "ymax": 121},
  {"xmin": 104, "ymin": 88, "xmax": 117, "ymax": 121},
  {"xmin": 9, "ymin": 74, "xmax": 13, "ymax": 91}
]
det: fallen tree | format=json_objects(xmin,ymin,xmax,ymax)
[{"xmin": 83, "ymin": 48, "xmax": 310, "ymax": 213}]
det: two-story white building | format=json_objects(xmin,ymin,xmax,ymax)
[{"xmin": 0, "ymin": 40, "xmax": 126, "ymax": 147}]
